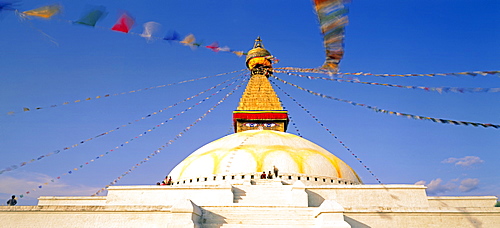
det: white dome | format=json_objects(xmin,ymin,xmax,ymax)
[{"xmin": 168, "ymin": 130, "xmax": 361, "ymax": 184}]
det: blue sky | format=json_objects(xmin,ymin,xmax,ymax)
[{"xmin": 1, "ymin": 0, "xmax": 499, "ymax": 205}]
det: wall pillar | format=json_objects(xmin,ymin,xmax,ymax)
[
  {"xmin": 168, "ymin": 199, "xmax": 202, "ymax": 228},
  {"xmin": 314, "ymin": 200, "xmax": 350, "ymax": 228},
  {"xmin": 290, "ymin": 180, "xmax": 308, "ymax": 206}
]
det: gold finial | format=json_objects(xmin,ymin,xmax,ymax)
[
  {"xmin": 253, "ymin": 36, "xmax": 264, "ymax": 48},
  {"xmin": 246, "ymin": 37, "xmax": 272, "ymax": 71}
]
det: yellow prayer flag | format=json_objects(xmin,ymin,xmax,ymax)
[
  {"xmin": 233, "ymin": 51, "xmax": 244, "ymax": 57},
  {"xmin": 22, "ymin": 4, "xmax": 62, "ymax": 19},
  {"xmin": 180, "ymin": 34, "xmax": 195, "ymax": 45}
]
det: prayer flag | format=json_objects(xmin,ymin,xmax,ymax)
[
  {"xmin": 111, "ymin": 12, "xmax": 135, "ymax": 33},
  {"xmin": 180, "ymin": 34, "xmax": 195, "ymax": 45},
  {"xmin": 232, "ymin": 51, "xmax": 244, "ymax": 57},
  {"xmin": 206, "ymin": 41, "xmax": 219, "ymax": 52},
  {"xmin": 312, "ymin": 0, "xmax": 349, "ymax": 71},
  {"xmin": 164, "ymin": 30, "xmax": 181, "ymax": 42},
  {"xmin": 22, "ymin": 4, "xmax": 61, "ymax": 18},
  {"xmin": 218, "ymin": 46, "xmax": 231, "ymax": 52},
  {"xmin": 74, "ymin": 6, "xmax": 107, "ymax": 27},
  {"xmin": 140, "ymin": 21, "xmax": 161, "ymax": 41},
  {"xmin": 180, "ymin": 34, "xmax": 196, "ymax": 49}
]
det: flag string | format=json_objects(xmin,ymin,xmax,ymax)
[
  {"xmin": 7, "ymin": 69, "xmax": 245, "ymax": 115},
  {"xmin": 275, "ymin": 70, "xmax": 500, "ymax": 93},
  {"xmin": 5, "ymin": 4, "xmax": 249, "ymax": 57},
  {"xmin": 271, "ymin": 75, "xmax": 500, "ymax": 129},
  {"xmin": 92, "ymin": 77, "xmax": 248, "ymax": 196},
  {"xmin": 287, "ymin": 111, "xmax": 303, "ymax": 138},
  {"xmin": 271, "ymin": 79, "xmax": 382, "ymax": 184},
  {"xmin": 18, "ymin": 75, "xmax": 248, "ymax": 198},
  {"xmin": 274, "ymin": 67, "xmax": 500, "ymax": 78},
  {"xmin": 1, "ymin": 73, "xmax": 245, "ymax": 176},
  {"xmin": 275, "ymin": 85, "xmax": 302, "ymax": 137}
]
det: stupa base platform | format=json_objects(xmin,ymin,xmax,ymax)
[{"xmin": 1, "ymin": 181, "xmax": 499, "ymax": 228}]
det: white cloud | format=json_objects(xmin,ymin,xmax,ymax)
[
  {"xmin": 415, "ymin": 178, "xmax": 457, "ymax": 195},
  {"xmin": 441, "ymin": 156, "xmax": 484, "ymax": 167},
  {"xmin": 459, "ymin": 178, "xmax": 480, "ymax": 192},
  {"xmin": 414, "ymin": 180, "xmax": 426, "ymax": 185},
  {"xmin": 416, "ymin": 177, "xmax": 483, "ymax": 195},
  {"xmin": 0, "ymin": 171, "xmax": 100, "ymax": 205}
]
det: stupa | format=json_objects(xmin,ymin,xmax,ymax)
[
  {"xmin": 0, "ymin": 38, "xmax": 498, "ymax": 228},
  {"xmin": 168, "ymin": 37, "xmax": 361, "ymax": 187}
]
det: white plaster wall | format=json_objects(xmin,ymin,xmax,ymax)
[
  {"xmin": 1, "ymin": 183, "xmax": 500, "ymax": 228},
  {"xmin": 306, "ymin": 185, "xmax": 429, "ymax": 208},
  {"xmin": 3, "ymin": 206, "xmax": 498, "ymax": 228},
  {"xmin": 0, "ymin": 207, "xmax": 174, "ymax": 228},
  {"xmin": 37, "ymin": 196, "xmax": 106, "ymax": 206},
  {"xmin": 344, "ymin": 208, "xmax": 500, "ymax": 228},
  {"xmin": 428, "ymin": 196, "xmax": 498, "ymax": 208},
  {"xmin": 105, "ymin": 185, "xmax": 233, "ymax": 206}
]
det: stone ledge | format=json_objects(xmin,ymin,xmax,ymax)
[
  {"xmin": 428, "ymin": 196, "xmax": 498, "ymax": 200},
  {"xmin": 38, "ymin": 196, "xmax": 107, "ymax": 200},
  {"xmin": 0, "ymin": 205, "xmax": 172, "ymax": 212},
  {"xmin": 305, "ymin": 184, "xmax": 426, "ymax": 189},
  {"xmin": 343, "ymin": 207, "xmax": 500, "ymax": 213},
  {"xmin": 107, "ymin": 184, "xmax": 232, "ymax": 190},
  {"xmin": 428, "ymin": 196, "xmax": 498, "ymax": 207}
]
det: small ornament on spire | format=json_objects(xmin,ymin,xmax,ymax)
[
  {"xmin": 246, "ymin": 37, "xmax": 273, "ymax": 76},
  {"xmin": 253, "ymin": 36, "xmax": 264, "ymax": 49}
]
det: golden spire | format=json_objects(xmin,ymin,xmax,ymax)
[
  {"xmin": 233, "ymin": 37, "xmax": 289, "ymax": 133},
  {"xmin": 236, "ymin": 74, "xmax": 282, "ymax": 110}
]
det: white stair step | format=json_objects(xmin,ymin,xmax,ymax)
[{"xmin": 201, "ymin": 206, "xmax": 316, "ymax": 227}]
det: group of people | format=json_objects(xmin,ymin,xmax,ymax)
[
  {"xmin": 157, "ymin": 176, "xmax": 173, "ymax": 186},
  {"xmin": 157, "ymin": 167, "xmax": 279, "ymax": 185},
  {"xmin": 261, "ymin": 166, "xmax": 279, "ymax": 179}
]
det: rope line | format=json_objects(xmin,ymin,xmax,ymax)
[
  {"xmin": 18, "ymin": 75, "xmax": 247, "ymax": 198},
  {"xmin": 2, "ymin": 73, "xmax": 244, "ymax": 176},
  {"xmin": 276, "ymin": 70, "xmax": 500, "ymax": 93},
  {"xmin": 286, "ymin": 111, "xmax": 303, "ymax": 138},
  {"xmin": 274, "ymin": 67, "xmax": 500, "ymax": 78},
  {"xmin": 6, "ymin": 69, "xmax": 245, "ymax": 115},
  {"xmin": 271, "ymin": 75, "xmax": 500, "ymax": 129},
  {"xmin": 92, "ymin": 76, "xmax": 248, "ymax": 195},
  {"xmin": 271, "ymin": 79, "xmax": 382, "ymax": 184}
]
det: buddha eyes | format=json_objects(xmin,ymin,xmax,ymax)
[{"xmin": 244, "ymin": 123, "xmax": 277, "ymax": 127}]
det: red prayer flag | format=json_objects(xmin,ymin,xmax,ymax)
[
  {"xmin": 206, "ymin": 41, "xmax": 220, "ymax": 52},
  {"xmin": 111, "ymin": 12, "xmax": 134, "ymax": 33}
]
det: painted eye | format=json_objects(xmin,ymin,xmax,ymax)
[
  {"xmin": 245, "ymin": 123, "xmax": 257, "ymax": 127},
  {"xmin": 264, "ymin": 123, "xmax": 276, "ymax": 127}
]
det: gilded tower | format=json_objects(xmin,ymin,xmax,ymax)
[{"xmin": 232, "ymin": 37, "xmax": 289, "ymax": 132}]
